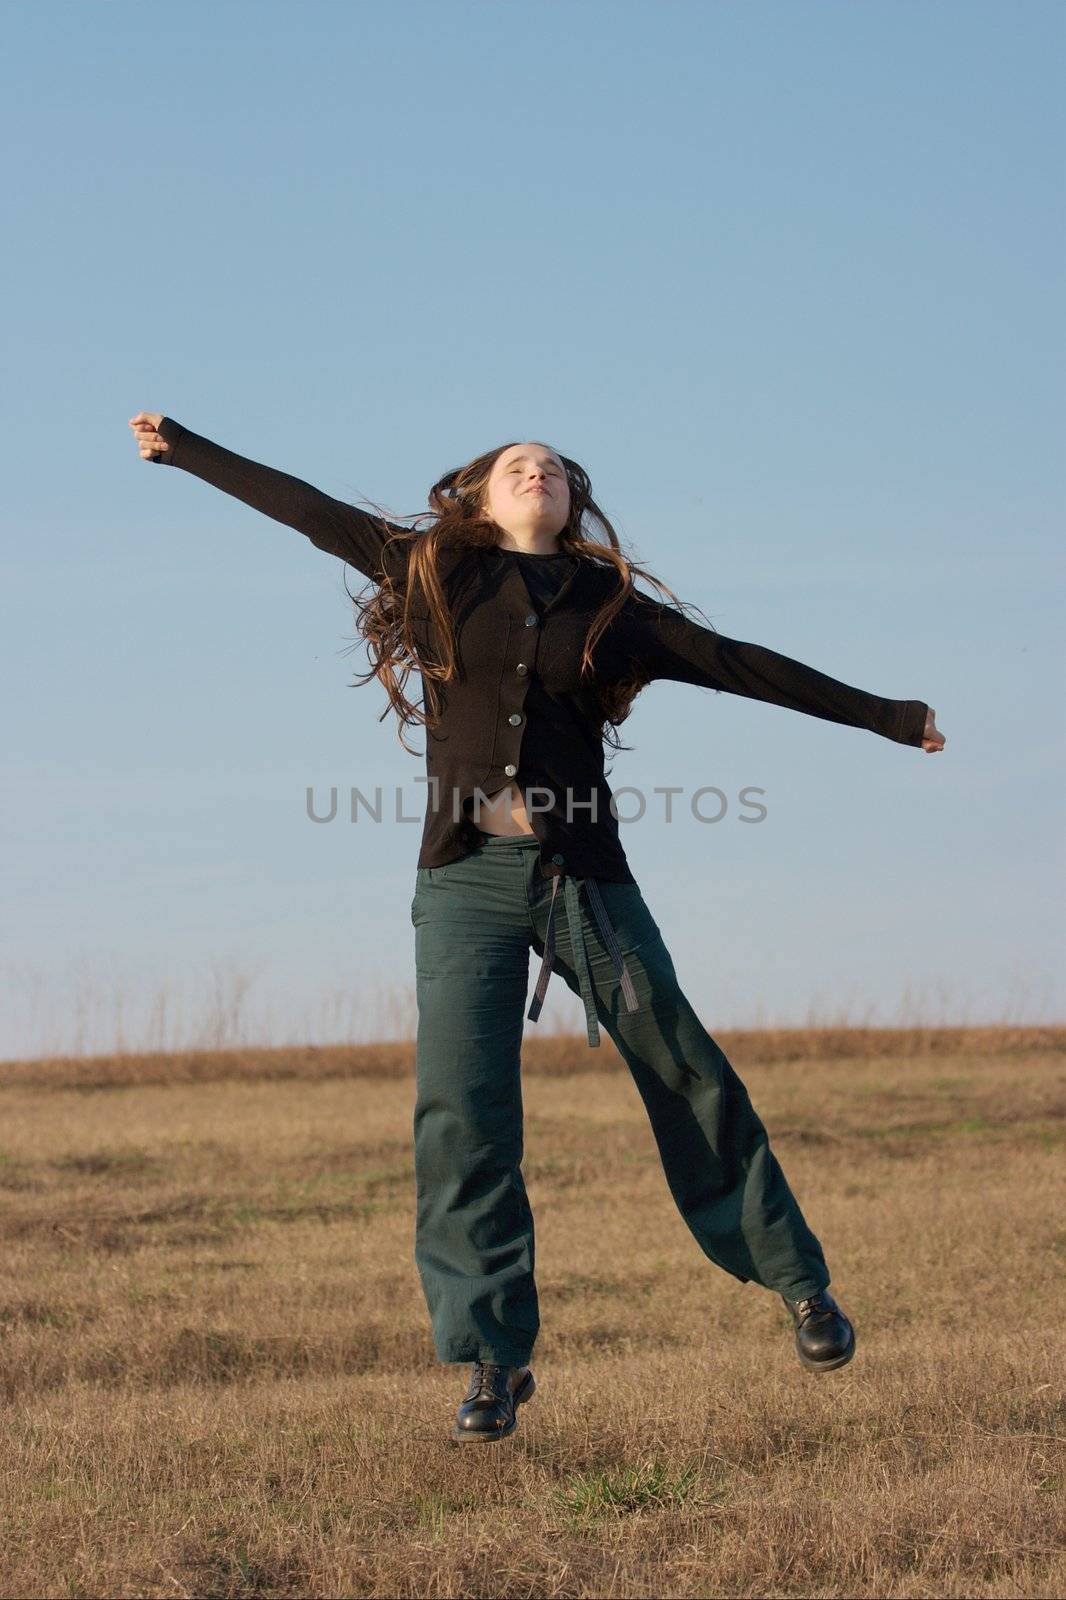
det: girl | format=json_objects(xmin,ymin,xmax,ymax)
[{"xmin": 129, "ymin": 411, "xmax": 945, "ymax": 1444}]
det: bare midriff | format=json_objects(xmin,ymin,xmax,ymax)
[{"xmin": 472, "ymin": 781, "xmax": 537, "ymax": 837}]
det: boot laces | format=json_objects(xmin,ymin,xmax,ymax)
[{"xmin": 471, "ymin": 1360, "xmax": 510, "ymax": 1400}]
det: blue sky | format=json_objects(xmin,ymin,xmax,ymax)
[{"xmin": 2, "ymin": 0, "xmax": 1062, "ymax": 1057}]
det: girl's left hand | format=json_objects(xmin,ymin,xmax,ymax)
[{"xmin": 921, "ymin": 707, "xmax": 945, "ymax": 752}]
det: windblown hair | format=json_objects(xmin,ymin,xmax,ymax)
[{"xmin": 339, "ymin": 439, "xmax": 716, "ymax": 759}]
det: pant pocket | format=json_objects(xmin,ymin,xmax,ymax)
[
  {"xmin": 410, "ymin": 862, "xmax": 460, "ymax": 924},
  {"xmin": 410, "ymin": 866, "xmax": 428, "ymax": 924}
]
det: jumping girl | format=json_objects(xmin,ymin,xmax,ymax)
[{"xmin": 129, "ymin": 410, "xmax": 945, "ymax": 1444}]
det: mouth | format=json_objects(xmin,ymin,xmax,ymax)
[{"xmin": 525, "ymin": 487, "xmax": 549, "ymax": 497}]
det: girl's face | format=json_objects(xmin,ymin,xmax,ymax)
[{"xmin": 480, "ymin": 442, "xmax": 571, "ymax": 544}]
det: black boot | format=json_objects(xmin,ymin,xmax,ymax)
[
  {"xmin": 781, "ymin": 1288, "xmax": 856, "ymax": 1371},
  {"xmin": 451, "ymin": 1361, "xmax": 536, "ymax": 1443}
]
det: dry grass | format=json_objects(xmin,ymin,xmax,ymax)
[{"xmin": 1, "ymin": 1026, "xmax": 1063, "ymax": 1598}]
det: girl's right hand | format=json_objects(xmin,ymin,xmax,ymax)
[
  {"xmin": 128, "ymin": 412, "xmax": 168, "ymax": 459},
  {"xmin": 921, "ymin": 707, "xmax": 946, "ymax": 752}
]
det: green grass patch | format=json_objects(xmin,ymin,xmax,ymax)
[{"xmin": 549, "ymin": 1457, "xmax": 726, "ymax": 1522}]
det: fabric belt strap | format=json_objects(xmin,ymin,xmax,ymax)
[{"xmin": 527, "ymin": 870, "xmax": 641, "ymax": 1048}]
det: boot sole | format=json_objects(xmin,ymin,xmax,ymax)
[
  {"xmin": 450, "ymin": 1368, "xmax": 536, "ymax": 1443},
  {"xmin": 796, "ymin": 1329, "xmax": 856, "ymax": 1372}
]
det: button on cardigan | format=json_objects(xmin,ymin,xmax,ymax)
[{"xmin": 150, "ymin": 416, "xmax": 929, "ymax": 888}]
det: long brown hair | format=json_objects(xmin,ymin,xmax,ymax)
[{"xmin": 339, "ymin": 440, "xmax": 716, "ymax": 758}]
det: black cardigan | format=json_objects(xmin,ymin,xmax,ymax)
[{"xmin": 150, "ymin": 418, "xmax": 929, "ymax": 883}]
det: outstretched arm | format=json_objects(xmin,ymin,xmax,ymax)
[
  {"xmin": 128, "ymin": 412, "xmax": 411, "ymax": 585},
  {"xmin": 625, "ymin": 592, "xmax": 941, "ymax": 749}
]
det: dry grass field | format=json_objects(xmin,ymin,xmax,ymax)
[{"xmin": 1, "ymin": 1025, "xmax": 1063, "ymax": 1599}]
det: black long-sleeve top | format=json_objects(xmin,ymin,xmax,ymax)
[{"xmin": 150, "ymin": 417, "xmax": 929, "ymax": 883}]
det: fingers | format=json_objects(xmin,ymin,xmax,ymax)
[{"xmin": 129, "ymin": 415, "xmax": 167, "ymax": 458}]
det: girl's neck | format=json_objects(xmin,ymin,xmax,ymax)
[{"xmin": 494, "ymin": 542, "xmax": 566, "ymax": 558}]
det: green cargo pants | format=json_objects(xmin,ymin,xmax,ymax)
[{"xmin": 410, "ymin": 830, "xmax": 831, "ymax": 1365}]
